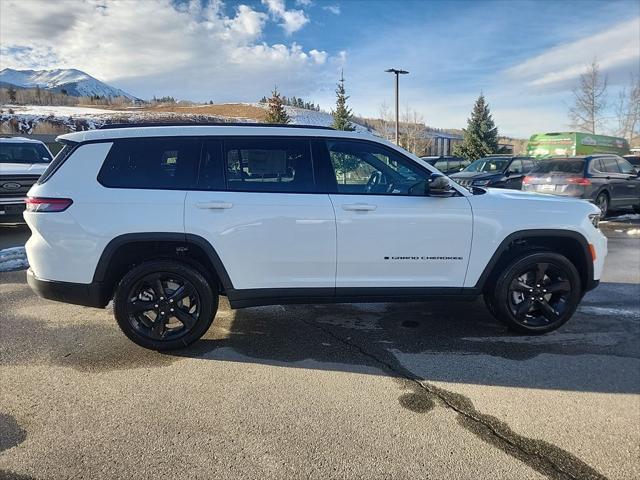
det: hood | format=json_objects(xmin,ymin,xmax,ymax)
[
  {"xmin": 0, "ymin": 163, "xmax": 49, "ymax": 175},
  {"xmin": 450, "ymin": 171, "xmax": 501, "ymax": 180},
  {"xmin": 482, "ymin": 187, "xmax": 599, "ymax": 211}
]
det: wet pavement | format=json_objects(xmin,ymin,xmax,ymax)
[{"xmin": 0, "ymin": 217, "xmax": 638, "ymax": 479}]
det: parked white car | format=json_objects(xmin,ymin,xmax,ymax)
[
  {"xmin": 24, "ymin": 124, "xmax": 607, "ymax": 350},
  {"xmin": 0, "ymin": 137, "xmax": 53, "ymax": 220}
]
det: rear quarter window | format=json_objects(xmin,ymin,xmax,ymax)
[{"xmin": 98, "ymin": 138, "xmax": 201, "ymax": 190}]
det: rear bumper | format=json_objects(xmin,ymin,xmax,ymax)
[{"xmin": 26, "ymin": 269, "xmax": 107, "ymax": 308}]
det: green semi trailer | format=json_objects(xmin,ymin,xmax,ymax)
[{"xmin": 527, "ymin": 132, "xmax": 630, "ymax": 158}]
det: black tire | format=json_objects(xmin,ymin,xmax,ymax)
[
  {"xmin": 485, "ymin": 251, "xmax": 581, "ymax": 334},
  {"xmin": 595, "ymin": 192, "xmax": 609, "ymax": 218},
  {"xmin": 114, "ymin": 260, "xmax": 217, "ymax": 350}
]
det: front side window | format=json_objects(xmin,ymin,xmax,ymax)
[
  {"xmin": 98, "ymin": 138, "xmax": 201, "ymax": 189},
  {"xmin": 464, "ymin": 158, "xmax": 510, "ymax": 173},
  {"xmin": 508, "ymin": 159, "xmax": 523, "ymax": 174},
  {"xmin": 224, "ymin": 138, "xmax": 314, "ymax": 193},
  {"xmin": 327, "ymin": 140, "xmax": 427, "ymax": 195},
  {"xmin": 615, "ymin": 157, "xmax": 635, "ymax": 174}
]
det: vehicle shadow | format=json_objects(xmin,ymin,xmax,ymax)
[{"xmin": 170, "ymin": 281, "xmax": 640, "ymax": 394}]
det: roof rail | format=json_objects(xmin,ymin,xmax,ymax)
[{"xmin": 98, "ymin": 122, "xmax": 335, "ymax": 130}]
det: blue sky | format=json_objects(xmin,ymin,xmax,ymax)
[{"xmin": 1, "ymin": 0, "xmax": 639, "ymax": 137}]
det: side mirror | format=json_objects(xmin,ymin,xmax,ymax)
[{"xmin": 426, "ymin": 174, "xmax": 454, "ymax": 197}]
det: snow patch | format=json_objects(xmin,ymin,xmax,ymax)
[{"xmin": 0, "ymin": 246, "xmax": 29, "ymax": 272}]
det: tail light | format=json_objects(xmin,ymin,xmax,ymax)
[
  {"xmin": 567, "ymin": 177, "xmax": 591, "ymax": 186},
  {"xmin": 25, "ymin": 197, "xmax": 73, "ymax": 213},
  {"xmin": 522, "ymin": 176, "xmax": 533, "ymax": 185}
]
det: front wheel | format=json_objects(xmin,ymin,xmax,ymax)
[
  {"xmin": 114, "ymin": 260, "xmax": 217, "ymax": 350},
  {"xmin": 485, "ymin": 252, "xmax": 581, "ymax": 334}
]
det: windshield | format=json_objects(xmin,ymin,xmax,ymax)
[
  {"xmin": 531, "ymin": 159, "xmax": 584, "ymax": 174},
  {"xmin": 0, "ymin": 143, "xmax": 52, "ymax": 164},
  {"xmin": 464, "ymin": 158, "xmax": 509, "ymax": 173}
]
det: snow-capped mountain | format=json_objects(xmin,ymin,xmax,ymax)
[{"xmin": 0, "ymin": 68, "xmax": 136, "ymax": 99}]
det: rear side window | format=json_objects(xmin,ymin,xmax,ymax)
[
  {"xmin": 98, "ymin": 138, "xmax": 201, "ymax": 190},
  {"xmin": 599, "ymin": 157, "xmax": 621, "ymax": 173},
  {"xmin": 224, "ymin": 138, "xmax": 314, "ymax": 193}
]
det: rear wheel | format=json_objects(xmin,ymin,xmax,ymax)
[
  {"xmin": 595, "ymin": 192, "xmax": 609, "ymax": 217},
  {"xmin": 485, "ymin": 251, "xmax": 581, "ymax": 334},
  {"xmin": 114, "ymin": 260, "xmax": 217, "ymax": 350}
]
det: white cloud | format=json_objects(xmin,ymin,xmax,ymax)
[
  {"xmin": 262, "ymin": 0, "xmax": 310, "ymax": 35},
  {"xmin": 0, "ymin": 0, "xmax": 330, "ymax": 101},
  {"xmin": 295, "ymin": 0, "xmax": 314, "ymax": 6},
  {"xmin": 506, "ymin": 17, "xmax": 640, "ymax": 89},
  {"xmin": 323, "ymin": 5, "xmax": 341, "ymax": 15}
]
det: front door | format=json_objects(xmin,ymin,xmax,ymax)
[
  {"xmin": 185, "ymin": 137, "xmax": 336, "ymax": 291},
  {"xmin": 320, "ymin": 139, "xmax": 473, "ymax": 289}
]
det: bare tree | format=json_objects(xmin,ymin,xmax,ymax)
[
  {"xmin": 615, "ymin": 74, "xmax": 640, "ymax": 143},
  {"xmin": 377, "ymin": 101, "xmax": 394, "ymax": 141},
  {"xmin": 400, "ymin": 106, "xmax": 429, "ymax": 155},
  {"xmin": 569, "ymin": 59, "xmax": 608, "ymax": 134}
]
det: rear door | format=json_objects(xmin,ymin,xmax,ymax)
[
  {"xmin": 320, "ymin": 138, "xmax": 472, "ymax": 289},
  {"xmin": 184, "ymin": 137, "xmax": 336, "ymax": 291}
]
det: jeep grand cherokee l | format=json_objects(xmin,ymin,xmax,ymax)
[
  {"xmin": 0, "ymin": 137, "xmax": 53, "ymax": 221},
  {"xmin": 24, "ymin": 124, "xmax": 607, "ymax": 350}
]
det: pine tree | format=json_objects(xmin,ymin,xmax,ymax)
[
  {"xmin": 452, "ymin": 94, "xmax": 499, "ymax": 160},
  {"xmin": 7, "ymin": 85, "xmax": 17, "ymax": 103},
  {"xmin": 331, "ymin": 71, "xmax": 355, "ymax": 131},
  {"xmin": 264, "ymin": 87, "xmax": 290, "ymax": 124}
]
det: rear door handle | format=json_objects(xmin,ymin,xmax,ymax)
[
  {"xmin": 196, "ymin": 201, "xmax": 233, "ymax": 209},
  {"xmin": 342, "ymin": 203, "xmax": 377, "ymax": 211}
]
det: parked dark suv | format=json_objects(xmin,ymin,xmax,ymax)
[
  {"xmin": 522, "ymin": 155, "xmax": 640, "ymax": 216},
  {"xmin": 420, "ymin": 156, "xmax": 470, "ymax": 175},
  {"xmin": 450, "ymin": 155, "xmax": 537, "ymax": 190}
]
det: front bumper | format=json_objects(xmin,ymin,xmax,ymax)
[
  {"xmin": 26, "ymin": 269, "xmax": 107, "ymax": 308},
  {"xmin": 0, "ymin": 197, "xmax": 26, "ymax": 218}
]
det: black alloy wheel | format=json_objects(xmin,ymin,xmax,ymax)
[
  {"xmin": 507, "ymin": 262, "xmax": 572, "ymax": 328},
  {"xmin": 114, "ymin": 260, "xmax": 217, "ymax": 350},
  {"xmin": 487, "ymin": 251, "xmax": 581, "ymax": 334},
  {"xmin": 126, "ymin": 272, "xmax": 201, "ymax": 341}
]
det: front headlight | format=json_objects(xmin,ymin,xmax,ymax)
[
  {"xmin": 473, "ymin": 179, "xmax": 491, "ymax": 186},
  {"xmin": 589, "ymin": 213, "xmax": 600, "ymax": 229}
]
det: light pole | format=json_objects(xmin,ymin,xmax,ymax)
[{"xmin": 385, "ymin": 68, "xmax": 409, "ymax": 144}]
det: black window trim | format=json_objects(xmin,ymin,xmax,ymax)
[
  {"xmin": 81, "ymin": 134, "xmax": 450, "ymax": 196},
  {"xmin": 94, "ymin": 135, "xmax": 325, "ymax": 195}
]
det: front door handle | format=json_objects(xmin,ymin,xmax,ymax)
[
  {"xmin": 196, "ymin": 201, "xmax": 233, "ymax": 209},
  {"xmin": 342, "ymin": 203, "xmax": 377, "ymax": 211}
]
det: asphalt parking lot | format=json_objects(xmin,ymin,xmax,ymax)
[{"xmin": 1, "ymin": 219, "xmax": 638, "ymax": 479}]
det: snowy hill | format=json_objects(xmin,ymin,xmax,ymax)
[{"xmin": 0, "ymin": 68, "xmax": 136, "ymax": 99}]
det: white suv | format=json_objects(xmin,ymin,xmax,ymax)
[{"xmin": 24, "ymin": 125, "xmax": 607, "ymax": 350}]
